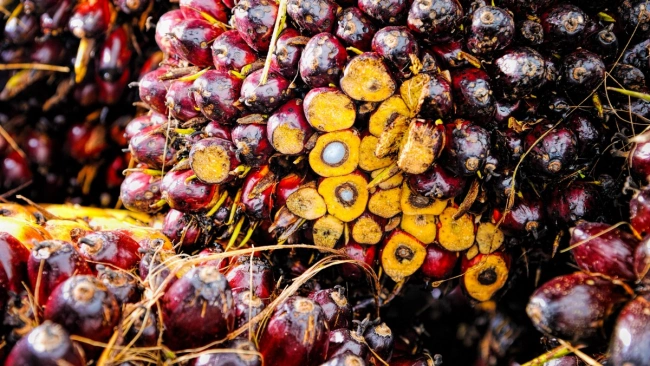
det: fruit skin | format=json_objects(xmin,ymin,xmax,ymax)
[
  {"xmin": 364, "ymin": 322, "xmax": 394, "ymax": 362},
  {"xmin": 517, "ymin": 20, "xmax": 544, "ymax": 46},
  {"xmin": 129, "ymin": 129, "xmax": 179, "ymax": 170},
  {"xmin": 618, "ymin": 0, "xmax": 650, "ymax": 40},
  {"xmin": 169, "ymin": 18, "xmax": 223, "ymax": 67},
  {"xmin": 192, "ymin": 70, "xmax": 243, "ymax": 122},
  {"xmin": 27, "ymin": 240, "xmax": 92, "ymax": 305},
  {"xmin": 241, "ymin": 165, "xmax": 275, "ymax": 221},
  {"xmin": 631, "ymin": 188, "xmax": 650, "ymax": 235},
  {"xmin": 96, "ymin": 265, "xmax": 141, "ymax": 305},
  {"xmin": 559, "ymin": 49, "xmax": 605, "ymax": 99},
  {"xmin": 0, "ymin": 232, "xmax": 30, "ymax": 294},
  {"xmin": 162, "ymin": 266, "xmax": 235, "ymax": 350},
  {"xmin": 493, "ymin": 47, "xmax": 547, "ymax": 100},
  {"xmin": 166, "ymin": 79, "xmax": 201, "ymax": 121},
  {"xmin": 233, "ymin": 0, "xmax": 279, "ymax": 52},
  {"xmin": 496, "ymin": 195, "xmax": 544, "ymax": 234},
  {"xmin": 372, "ymin": 26, "xmax": 418, "ymax": 77},
  {"xmin": 359, "ymin": 0, "xmax": 407, "ymax": 24},
  {"xmin": 566, "ymin": 113, "xmax": 603, "ymax": 158},
  {"xmin": 407, "ymin": 0, "xmax": 463, "ymax": 42},
  {"xmin": 523, "ymin": 122, "xmax": 577, "ymax": 176},
  {"xmin": 211, "ymin": 30, "xmax": 257, "ymax": 72},
  {"xmin": 341, "ymin": 241, "xmax": 376, "ymax": 281},
  {"xmin": 299, "ymin": 32, "xmax": 348, "ymax": 88},
  {"xmin": 120, "ymin": 172, "xmax": 163, "ymax": 214},
  {"xmin": 267, "ymin": 99, "xmax": 314, "ymax": 155},
  {"xmin": 78, "ymin": 230, "xmax": 141, "ymax": 270},
  {"xmin": 225, "ymin": 256, "xmax": 275, "ymax": 303},
  {"xmin": 321, "ymin": 354, "xmax": 368, "ymax": 366},
  {"xmin": 180, "ymin": 0, "xmax": 228, "ymax": 22},
  {"xmin": 444, "ymin": 119, "xmax": 491, "ymax": 176},
  {"xmin": 232, "ymin": 123, "xmax": 275, "ymax": 167},
  {"xmin": 466, "ymin": 6, "xmax": 515, "ymax": 55},
  {"xmin": 259, "ymin": 296, "xmax": 329, "ymax": 366},
  {"xmin": 408, "ymin": 164, "xmax": 466, "ymax": 200},
  {"xmin": 240, "ymin": 69, "xmax": 293, "ymax": 113},
  {"xmin": 336, "ymin": 7, "xmax": 377, "ymax": 50},
  {"xmin": 526, "ymin": 272, "xmax": 627, "ymax": 343},
  {"xmin": 327, "ymin": 328, "xmax": 369, "ymax": 359},
  {"xmin": 4, "ymin": 321, "xmax": 86, "ymax": 366},
  {"xmin": 308, "ymin": 286, "xmax": 352, "ymax": 329},
  {"xmin": 190, "ymin": 339, "xmax": 263, "ymax": 366},
  {"xmin": 161, "ymin": 170, "xmax": 220, "ymax": 213},
  {"xmin": 287, "ymin": 0, "xmax": 340, "ymax": 35},
  {"xmin": 450, "ymin": 68, "xmax": 495, "ymax": 119},
  {"xmin": 547, "ymin": 182, "xmax": 600, "ymax": 225},
  {"xmin": 540, "ymin": 4, "xmax": 591, "ymax": 52},
  {"xmin": 138, "ymin": 68, "xmax": 171, "ymax": 114},
  {"xmin": 44, "ymin": 275, "xmax": 121, "ymax": 343},
  {"xmin": 609, "ymin": 294, "xmax": 650, "ymax": 366},
  {"xmin": 420, "ymin": 244, "xmax": 457, "ymax": 280}
]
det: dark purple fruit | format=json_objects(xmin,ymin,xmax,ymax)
[
  {"xmin": 450, "ymin": 68, "xmax": 495, "ymax": 119},
  {"xmin": 211, "ymin": 30, "xmax": 258, "ymax": 72},
  {"xmin": 233, "ymin": 0, "xmax": 278, "ymax": 52},
  {"xmin": 429, "ymin": 39, "xmax": 468, "ymax": 69},
  {"xmin": 96, "ymin": 27, "xmax": 132, "ymax": 83},
  {"xmin": 631, "ymin": 188, "xmax": 650, "ymax": 235},
  {"xmin": 192, "ymin": 70, "xmax": 243, "ymax": 122},
  {"xmin": 496, "ymin": 195, "xmax": 544, "ymax": 234},
  {"xmin": 225, "ymin": 256, "xmax": 275, "ymax": 302},
  {"xmin": 540, "ymin": 4, "xmax": 591, "ymax": 52},
  {"xmin": 547, "ymin": 182, "xmax": 600, "ymax": 225},
  {"xmin": 138, "ymin": 68, "xmax": 171, "ymax": 114},
  {"xmin": 232, "ymin": 288, "xmax": 266, "ymax": 331},
  {"xmin": 321, "ymin": 354, "xmax": 368, "ymax": 366},
  {"xmin": 527, "ymin": 272, "xmax": 627, "ymax": 342},
  {"xmin": 611, "ymin": 64, "xmax": 646, "ymax": 92},
  {"xmin": 4, "ymin": 12, "xmax": 39, "ymax": 45},
  {"xmin": 120, "ymin": 172, "xmax": 163, "ymax": 214},
  {"xmin": 78, "ymin": 230, "xmax": 141, "ymax": 270},
  {"xmin": 495, "ymin": 129, "xmax": 523, "ymax": 164},
  {"xmin": 618, "ymin": 0, "xmax": 650, "ymax": 39},
  {"xmin": 444, "ymin": 119, "xmax": 490, "ymax": 176},
  {"xmin": 372, "ymin": 26, "xmax": 419, "ymax": 77},
  {"xmin": 496, "ymin": 0, "xmax": 553, "ymax": 16},
  {"xmin": 609, "ymin": 294, "xmax": 650, "ymax": 366},
  {"xmin": 259, "ymin": 296, "xmax": 329, "ymax": 366},
  {"xmin": 364, "ymin": 322, "xmax": 394, "ymax": 362},
  {"xmin": 271, "ymin": 27, "xmax": 306, "ymax": 78},
  {"xmin": 407, "ymin": 0, "xmax": 463, "ymax": 42},
  {"xmin": 299, "ymin": 32, "xmax": 348, "ymax": 88},
  {"xmin": 4, "ymin": 321, "xmax": 85, "ymax": 366},
  {"xmin": 96, "ymin": 265, "xmax": 141, "ymax": 305},
  {"xmin": 44, "ymin": 275, "xmax": 121, "ymax": 343},
  {"xmin": 166, "ymin": 79, "xmax": 201, "ymax": 121},
  {"xmin": 586, "ymin": 28, "xmax": 618, "ymax": 63},
  {"xmin": 560, "ymin": 50, "xmax": 606, "ymax": 99},
  {"xmin": 169, "ymin": 18, "xmax": 224, "ymax": 67},
  {"xmin": 0, "ymin": 232, "xmax": 29, "ymax": 295},
  {"xmin": 155, "ymin": 9, "xmax": 187, "ymax": 56},
  {"xmin": 466, "ymin": 6, "xmax": 514, "ymax": 55},
  {"xmin": 232, "ymin": 123, "xmax": 275, "ymax": 166},
  {"xmin": 129, "ymin": 129, "xmax": 179, "ymax": 170},
  {"xmin": 190, "ymin": 339, "xmax": 262, "ymax": 366},
  {"xmin": 494, "ymin": 47, "xmax": 547, "ymax": 100},
  {"xmin": 622, "ymin": 39, "xmax": 650, "ymax": 74},
  {"xmin": 162, "ymin": 266, "xmax": 235, "ymax": 349},
  {"xmin": 336, "ymin": 7, "xmax": 377, "ymax": 50},
  {"xmin": 327, "ymin": 328, "xmax": 368, "ymax": 359},
  {"xmin": 267, "ymin": 98, "xmax": 314, "ymax": 155},
  {"xmin": 524, "ymin": 122, "xmax": 577, "ymax": 176},
  {"xmin": 161, "ymin": 169, "xmax": 220, "ymax": 213},
  {"xmin": 358, "ymin": 0, "xmax": 407, "ymax": 24},
  {"xmin": 308, "ymin": 286, "xmax": 352, "ymax": 329},
  {"xmin": 240, "ymin": 69, "xmax": 293, "ymax": 113},
  {"xmin": 287, "ymin": 0, "xmax": 340, "ymax": 35},
  {"xmin": 180, "ymin": 0, "xmax": 228, "ymax": 22},
  {"xmin": 516, "ymin": 20, "xmax": 544, "ymax": 46},
  {"xmin": 408, "ymin": 164, "xmax": 466, "ymax": 199}
]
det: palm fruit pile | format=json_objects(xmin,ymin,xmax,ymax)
[
  {"xmin": 0, "ymin": 0, "xmax": 170, "ymax": 205},
  {"xmin": 3, "ymin": 0, "xmax": 650, "ymax": 363}
]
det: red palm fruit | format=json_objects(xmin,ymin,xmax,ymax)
[
  {"xmin": 364, "ymin": 322, "xmax": 394, "ymax": 362},
  {"xmin": 21, "ymin": 130, "xmax": 52, "ymax": 168},
  {"xmin": 97, "ymin": 71, "xmax": 132, "ymax": 105},
  {"xmin": 211, "ymin": 30, "xmax": 257, "ymax": 72},
  {"xmin": 129, "ymin": 129, "xmax": 179, "ymax": 170},
  {"xmin": 518, "ymin": 19, "xmax": 544, "ymax": 46},
  {"xmin": 466, "ymin": 6, "xmax": 514, "ymax": 55},
  {"xmin": 23, "ymin": 0, "xmax": 59, "ymax": 14},
  {"xmin": 27, "ymin": 240, "xmax": 91, "ymax": 305},
  {"xmin": 156, "ymin": 9, "xmax": 187, "ymax": 55},
  {"xmin": 138, "ymin": 68, "xmax": 171, "ymax": 114},
  {"xmin": 162, "ymin": 209, "xmax": 204, "ymax": 247},
  {"xmin": 180, "ymin": 0, "xmax": 228, "ymax": 22},
  {"xmin": 372, "ymin": 26, "xmax": 419, "ymax": 78},
  {"xmin": 322, "ymin": 354, "xmax": 367, "ymax": 366},
  {"xmin": 336, "ymin": 7, "xmax": 377, "ymax": 50},
  {"xmin": 4, "ymin": 11, "xmax": 39, "ymax": 44},
  {"xmin": 566, "ymin": 113, "xmax": 603, "ymax": 157},
  {"xmin": 351, "ymin": 212, "xmax": 385, "ymax": 245},
  {"xmin": 162, "ymin": 266, "xmax": 235, "ymax": 349},
  {"xmin": 308, "ymin": 286, "xmax": 352, "ymax": 329},
  {"xmin": 169, "ymin": 18, "xmax": 223, "ymax": 67},
  {"xmin": 609, "ymin": 294, "xmax": 650, "ymax": 366},
  {"xmin": 189, "ymin": 137, "xmax": 240, "ymax": 184},
  {"xmin": 161, "ymin": 170, "xmax": 220, "ymax": 213},
  {"xmin": 198, "ymin": 244, "xmax": 229, "ymax": 271},
  {"xmin": 139, "ymin": 248, "xmax": 177, "ymax": 293},
  {"xmin": 400, "ymin": 73, "xmax": 452, "ymax": 120},
  {"xmin": 31, "ymin": 38, "xmax": 67, "ymax": 65},
  {"xmin": 271, "ymin": 27, "xmax": 305, "ymax": 79},
  {"xmin": 204, "ymin": 121, "xmax": 232, "ymax": 139},
  {"xmin": 78, "ymin": 231, "xmax": 141, "ymax": 270},
  {"xmin": 494, "ymin": 47, "xmax": 547, "ymax": 100},
  {"xmin": 232, "ymin": 123, "xmax": 274, "ymax": 166},
  {"xmin": 5, "ymin": 321, "xmax": 86, "ymax": 366},
  {"xmin": 112, "ymin": 0, "xmax": 149, "ymax": 14},
  {"xmin": 259, "ymin": 296, "xmax": 329, "ymax": 366},
  {"xmin": 547, "ymin": 182, "xmax": 600, "ymax": 225},
  {"xmin": 342, "ymin": 241, "xmax": 376, "ymax": 281},
  {"xmin": 96, "ymin": 265, "xmax": 141, "ymax": 305},
  {"xmin": 495, "ymin": 195, "xmax": 544, "ymax": 234},
  {"xmin": 41, "ymin": 0, "xmax": 74, "ymax": 35},
  {"xmin": 559, "ymin": 50, "xmax": 606, "ymax": 99},
  {"xmin": 233, "ymin": 0, "xmax": 278, "ymax": 52},
  {"xmin": 192, "ymin": 70, "xmax": 243, "ymax": 122},
  {"xmin": 524, "ymin": 122, "xmax": 577, "ymax": 176},
  {"xmin": 44, "ymin": 275, "xmax": 121, "ymax": 343},
  {"xmin": 68, "ymin": 0, "xmax": 111, "ymax": 38},
  {"xmin": 618, "ymin": 0, "xmax": 650, "ymax": 39},
  {"xmin": 421, "ymin": 244, "xmax": 457, "ymax": 280},
  {"xmin": 240, "ymin": 69, "xmax": 293, "ymax": 113},
  {"xmin": 461, "ymin": 252, "xmax": 510, "ymax": 302},
  {"xmin": 359, "ymin": 0, "xmax": 407, "ymax": 24},
  {"xmin": 408, "ymin": 164, "xmax": 466, "ymax": 199},
  {"xmin": 267, "ymin": 99, "xmax": 313, "ymax": 155},
  {"xmin": 450, "ymin": 68, "xmax": 494, "ymax": 119},
  {"xmin": 526, "ymin": 272, "xmax": 627, "ymax": 342},
  {"xmin": 430, "ymin": 39, "xmax": 469, "ymax": 69},
  {"xmin": 166, "ymin": 79, "xmax": 201, "ymax": 121},
  {"xmin": 381, "ymin": 230, "xmax": 427, "ymax": 282},
  {"xmin": 232, "ymin": 288, "xmax": 266, "ymax": 331},
  {"xmin": 241, "ymin": 165, "xmax": 275, "ymax": 220},
  {"xmin": 288, "ymin": 0, "xmax": 340, "ymax": 35},
  {"xmin": 569, "ymin": 221, "xmax": 637, "ymax": 281},
  {"xmin": 631, "ymin": 188, "xmax": 650, "ymax": 235},
  {"xmin": 275, "ymin": 173, "xmax": 305, "ymax": 211},
  {"xmin": 191, "ymin": 339, "xmax": 262, "ymax": 366},
  {"xmin": 97, "ymin": 27, "xmax": 132, "ymax": 83},
  {"xmin": 407, "ymin": 0, "xmax": 463, "ymax": 42},
  {"xmin": 0, "ymin": 232, "xmax": 29, "ymax": 294},
  {"xmin": 120, "ymin": 308, "xmax": 159, "ymax": 347},
  {"xmin": 120, "ymin": 172, "xmax": 163, "ymax": 214},
  {"xmin": 226, "ymin": 256, "xmax": 275, "ymax": 302},
  {"xmin": 327, "ymin": 328, "xmax": 368, "ymax": 359},
  {"xmin": 2, "ymin": 150, "xmax": 32, "ymax": 190},
  {"xmin": 106, "ymin": 154, "xmax": 128, "ymax": 188},
  {"xmin": 540, "ymin": 4, "xmax": 590, "ymax": 52},
  {"xmin": 631, "ymin": 132, "xmax": 650, "ymax": 182},
  {"xmin": 299, "ymin": 33, "xmax": 348, "ymax": 88},
  {"xmin": 444, "ymin": 119, "xmax": 490, "ymax": 176}
]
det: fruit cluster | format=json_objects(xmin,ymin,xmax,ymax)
[{"xmin": 0, "ymin": 0, "xmax": 168, "ymax": 205}]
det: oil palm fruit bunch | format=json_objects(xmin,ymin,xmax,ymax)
[{"xmin": 0, "ymin": 0, "xmax": 172, "ymax": 205}]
